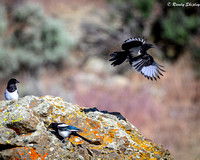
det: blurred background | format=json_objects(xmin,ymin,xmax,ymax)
[{"xmin": 0, "ymin": 0, "xmax": 199, "ymax": 159}]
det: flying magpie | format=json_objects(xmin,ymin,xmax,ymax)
[
  {"xmin": 109, "ymin": 37, "xmax": 165, "ymax": 80},
  {"xmin": 48, "ymin": 123, "xmax": 101, "ymax": 145},
  {"xmin": 4, "ymin": 78, "xmax": 20, "ymax": 100}
]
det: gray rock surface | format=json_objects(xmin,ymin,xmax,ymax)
[{"xmin": 0, "ymin": 96, "xmax": 174, "ymax": 159}]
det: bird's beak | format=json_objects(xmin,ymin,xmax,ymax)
[
  {"xmin": 47, "ymin": 124, "xmax": 53, "ymax": 130},
  {"xmin": 151, "ymin": 45, "xmax": 156, "ymax": 48},
  {"xmin": 47, "ymin": 126, "xmax": 51, "ymax": 131},
  {"xmin": 16, "ymin": 80, "xmax": 20, "ymax": 83}
]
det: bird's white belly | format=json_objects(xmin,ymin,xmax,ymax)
[
  {"xmin": 4, "ymin": 89, "xmax": 19, "ymax": 100},
  {"xmin": 58, "ymin": 130, "xmax": 71, "ymax": 138}
]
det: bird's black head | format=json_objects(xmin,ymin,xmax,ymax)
[
  {"xmin": 7, "ymin": 78, "xmax": 19, "ymax": 86},
  {"xmin": 142, "ymin": 43, "xmax": 155, "ymax": 51},
  {"xmin": 48, "ymin": 123, "xmax": 60, "ymax": 131}
]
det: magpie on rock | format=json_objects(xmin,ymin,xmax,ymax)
[
  {"xmin": 4, "ymin": 78, "xmax": 20, "ymax": 100},
  {"xmin": 109, "ymin": 37, "xmax": 165, "ymax": 80},
  {"xmin": 48, "ymin": 123, "xmax": 101, "ymax": 145}
]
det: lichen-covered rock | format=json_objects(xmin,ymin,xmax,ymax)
[{"xmin": 0, "ymin": 96, "xmax": 174, "ymax": 159}]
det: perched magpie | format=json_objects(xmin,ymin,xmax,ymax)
[
  {"xmin": 4, "ymin": 78, "xmax": 20, "ymax": 100},
  {"xmin": 109, "ymin": 37, "xmax": 165, "ymax": 80},
  {"xmin": 48, "ymin": 123, "xmax": 101, "ymax": 145}
]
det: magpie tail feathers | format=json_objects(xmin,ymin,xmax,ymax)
[
  {"xmin": 73, "ymin": 132, "xmax": 101, "ymax": 145},
  {"xmin": 72, "ymin": 132, "xmax": 92, "ymax": 143},
  {"xmin": 109, "ymin": 51, "xmax": 128, "ymax": 66}
]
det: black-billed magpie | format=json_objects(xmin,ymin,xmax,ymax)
[
  {"xmin": 48, "ymin": 123, "xmax": 101, "ymax": 145},
  {"xmin": 4, "ymin": 78, "xmax": 20, "ymax": 100},
  {"xmin": 109, "ymin": 37, "xmax": 165, "ymax": 80}
]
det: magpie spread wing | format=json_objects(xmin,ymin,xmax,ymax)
[
  {"xmin": 122, "ymin": 37, "xmax": 146, "ymax": 51},
  {"xmin": 130, "ymin": 54, "xmax": 165, "ymax": 80},
  {"xmin": 109, "ymin": 51, "xmax": 128, "ymax": 66}
]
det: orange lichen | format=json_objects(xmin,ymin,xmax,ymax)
[
  {"xmin": 29, "ymin": 147, "xmax": 40, "ymax": 159},
  {"xmin": 85, "ymin": 118, "xmax": 101, "ymax": 130},
  {"xmin": 0, "ymin": 96, "xmax": 170, "ymax": 159},
  {"xmin": 104, "ymin": 134, "xmax": 114, "ymax": 143},
  {"xmin": 92, "ymin": 130, "xmax": 99, "ymax": 135},
  {"xmin": 15, "ymin": 147, "xmax": 48, "ymax": 160}
]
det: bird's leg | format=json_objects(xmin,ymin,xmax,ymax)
[
  {"xmin": 67, "ymin": 135, "xmax": 75, "ymax": 147},
  {"xmin": 61, "ymin": 138, "xmax": 65, "ymax": 143},
  {"xmin": 70, "ymin": 141, "xmax": 75, "ymax": 147}
]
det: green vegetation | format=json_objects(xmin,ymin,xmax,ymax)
[
  {"xmin": 132, "ymin": 0, "xmax": 155, "ymax": 18},
  {"xmin": 162, "ymin": 9, "xmax": 200, "ymax": 45},
  {"xmin": 0, "ymin": 6, "xmax": 7, "ymax": 35},
  {"xmin": 108, "ymin": 0, "xmax": 155, "ymax": 18},
  {"xmin": 0, "ymin": 2, "xmax": 75, "ymax": 78}
]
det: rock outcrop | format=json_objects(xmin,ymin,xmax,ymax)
[{"xmin": 0, "ymin": 96, "xmax": 174, "ymax": 159}]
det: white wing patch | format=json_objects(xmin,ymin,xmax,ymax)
[
  {"xmin": 124, "ymin": 37, "xmax": 146, "ymax": 44},
  {"xmin": 58, "ymin": 124, "xmax": 68, "ymax": 127},
  {"xmin": 132, "ymin": 60, "xmax": 165, "ymax": 80},
  {"xmin": 140, "ymin": 62, "xmax": 164, "ymax": 80},
  {"xmin": 58, "ymin": 124, "xmax": 80, "ymax": 132}
]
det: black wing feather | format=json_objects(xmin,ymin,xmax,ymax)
[
  {"xmin": 109, "ymin": 51, "xmax": 128, "ymax": 66},
  {"xmin": 121, "ymin": 37, "xmax": 145, "ymax": 51}
]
